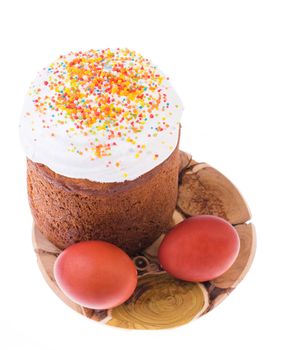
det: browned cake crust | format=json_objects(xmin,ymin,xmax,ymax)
[{"xmin": 27, "ymin": 146, "xmax": 180, "ymax": 255}]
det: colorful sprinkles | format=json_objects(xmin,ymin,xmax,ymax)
[{"xmin": 25, "ymin": 48, "xmax": 181, "ymax": 179}]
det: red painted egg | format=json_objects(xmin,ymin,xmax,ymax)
[
  {"xmin": 158, "ymin": 215, "xmax": 240, "ymax": 282},
  {"xmin": 54, "ymin": 241, "xmax": 137, "ymax": 309}
]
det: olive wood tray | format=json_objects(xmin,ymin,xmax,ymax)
[{"xmin": 32, "ymin": 151, "xmax": 256, "ymax": 330}]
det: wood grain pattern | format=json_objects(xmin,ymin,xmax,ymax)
[
  {"xmin": 32, "ymin": 150, "xmax": 256, "ymax": 329},
  {"xmin": 107, "ymin": 273, "xmax": 208, "ymax": 329},
  {"xmin": 177, "ymin": 163, "xmax": 251, "ymax": 224}
]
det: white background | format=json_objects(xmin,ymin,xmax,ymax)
[{"xmin": 1, "ymin": 0, "xmax": 286, "ymax": 349}]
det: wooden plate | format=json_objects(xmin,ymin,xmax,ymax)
[{"xmin": 32, "ymin": 151, "xmax": 256, "ymax": 329}]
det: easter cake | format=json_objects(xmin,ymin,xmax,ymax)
[{"xmin": 20, "ymin": 49, "xmax": 183, "ymax": 254}]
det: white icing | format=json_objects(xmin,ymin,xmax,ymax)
[{"xmin": 19, "ymin": 49, "xmax": 183, "ymax": 182}]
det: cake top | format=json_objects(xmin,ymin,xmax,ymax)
[{"xmin": 20, "ymin": 48, "xmax": 183, "ymax": 182}]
